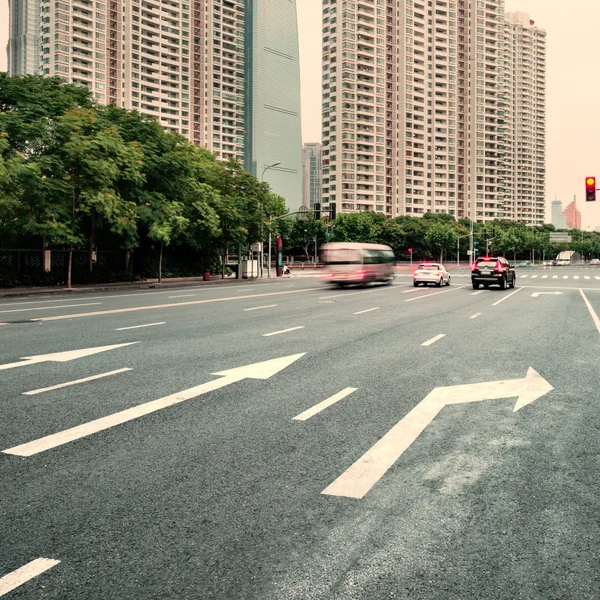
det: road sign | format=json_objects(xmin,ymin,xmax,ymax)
[
  {"xmin": 3, "ymin": 353, "xmax": 306, "ymax": 457},
  {"xmin": 298, "ymin": 206, "xmax": 309, "ymax": 221},
  {"xmin": 549, "ymin": 233, "xmax": 571, "ymax": 243},
  {"xmin": 0, "ymin": 342, "xmax": 139, "ymax": 371},
  {"xmin": 467, "ymin": 250, "xmax": 472, "ymax": 256},
  {"xmin": 322, "ymin": 367, "xmax": 553, "ymax": 499}
]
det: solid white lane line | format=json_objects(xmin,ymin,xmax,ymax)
[
  {"xmin": 491, "ymin": 287, "xmax": 523, "ymax": 306},
  {"xmin": 244, "ymin": 304, "xmax": 277, "ymax": 311},
  {"xmin": 405, "ymin": 286, "xmax": 464, "ymax": 302},
  {"xmin": 421, "ymin": 334, "xmax": 446, "ymax": 347},
  {"xmin": 32, "ymin": 288, "xmax": 321, "ymax": 322},
  {"xmin": 293, "ymin": 388, "xmax": 358, "ymax": 421},
  {"xmin": 0, "ymin": 302, "xmax": 101, "ymax": 314},
  {"xmin": 354, "ymin": 307, "xmax": 380, "ymax": 315},
  {"xmin": 22, "ymin": 368, "xmax": 133, "ymax": 396},
  {"xmin": 115, "ymin": 322, "xmax": 166, "ymax": 331},
  {"xmin": 470, "ymin": 313, "xmax": 482, "ymax": 319},
  {"xmin": 263, "ymin": 326, "xmax": 305, "ymax": 337},
  {"xmin": 580, "ymin": 289, "xmax": 600, "ymax": 334},
  {"xmin": 168, "ymin": 294, "xmax": 197, "ymax": 299},
  {"xmin": 0, "ymin": 558, "xmax": 60, "ymax": 596}
]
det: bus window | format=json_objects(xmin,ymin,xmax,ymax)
[{"xmin": 323, "ymin": 249, "xmax": 362, "ymax": 265}]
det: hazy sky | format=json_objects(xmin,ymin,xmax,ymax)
[{"xmin": 1, "ymin": 0, "xmax": 599, "ymax": 226}]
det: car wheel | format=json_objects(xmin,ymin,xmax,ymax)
[
  {"xmin": 413, "ymin": 281, "xmax": 419, "ymax": 287},
  {"xmin": 510, "ymin": 275, "xmax": 516, "ymax": 288},
  {"xmin": 437, "ymin": 277, "xmax": 443, "ymax": 287},
  {"xmin": 447, "ymin": 276, "xmax": 451, "ymax": 286},
  {"xmin": 500, "ymin": 276, "xmax": 507, "ymax": 290},
  {"xmin": 483, "ymin": 284, "xmax": 490, "ymax": 289},
  {"xmin": 472, "ymin": 282, "xmax": 479, "ymax": 290}
]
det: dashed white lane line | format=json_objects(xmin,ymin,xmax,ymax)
[
  {"xmin": 263, "ymin": 326, "xmax": 305, "ymax": 337},
  {"xmin": 580, "ymin": 289, "xmax": 600, "ymax": 334},
  {"xmin": 168, "ymin": 294, "xmax": 197, "ymax": 299},
  {"xmin": 563, "ymin": 276, "xmax": 568, "ymax": 279},
  {"xmin": 115, "ymin": 322, "xmax": 166, "ymax": 330},
  {"xmin": 520, "ymin": 275, "xmax": 528, "ymax": 278},
  {"xmin": 239, "ymin": 288, "xmax": 255, "ymax": 291},
  {"xmin": 319, "ymin": 284, "xmax": 407, "ymax": 300},
  {"xmin": 354, "ymin": 307, "xmax": 380, "ymax": 315},
  {"xmin": 530, "ymin": 275, "xmax": 538, "ymax": 279},
  {"xmin": 0, "ymin": 323, "xmax": 7, "ymax": 326},
  {"xmin": 293, "ymin": 387, "xmax": 358, "ymax": 421},
  {"xmin": 421, "ymin": 334, "xmax": 446, "ymax": 347},
  {"xmin": 470, "ymin": 313, "xmax": 482, "ymax": 319},
  {"xmin": 574, "ymin": 276, "xmax": 580, "ymax": 280},
  {"xmin": 596, "ymin": 276, "xmax": 600, "ymax": 280},
  {"xmin": 470, "ymin": 290, "xmax": 486, "ymax": 296},
  {"xmin": 0, "ymin": 302, "xmax": 101, "ymax": 314},
  {"xmin": 402, "ymin": 289, "xmax": 422, "ymax": 294},
  {"xmin": 585, "ymin": 276, "xmax": 590, "ymax": 280},
  {"xmin": 22, "ymin": 368, "xmax": 133, "ymax": 396},
  {"xmin": 244, "ymin": 304, "xmax": 278, "ymax": 311},
  {"xmin": 491, "ymin": 287, "xmax": 523, "ymax": 306},
  {"xmin": 0, "ymin": 558, "xmax": 60, "ymax": 597},
  {"xmin": 32, "ymin": 288, "xmax": 321, "ymax": 321},
  {"xmin": 542, "ymin": 275, "xmax": 548, "ymax": 279},
  {"xmin": 405, "ymin": 286, "xmax": 464, "ymax": 302},
  {"xmin": 553, "ymin": 275, "xmax": 558, "ymax": 279}
]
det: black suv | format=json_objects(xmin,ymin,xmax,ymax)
[{"xmin": 471, "ymin": 256, "xmax": 516, "ymax": 290}]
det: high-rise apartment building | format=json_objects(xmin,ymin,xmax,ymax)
[
  {"xmin": 194, "ymin": 0, "xmax": 245, "ymax": 162},
  {"xmin": 6, "ymin": 0, "xmax": 303, "ymax": 210},
  {"xmin": 321, "ymin": 0, "xmax": 546, "ymax": 224},
  {"xmin": 7, "ymin": 0, "xmax": 40, "ymax": 76},
  {"xmin": 302, "ymin": 143, "xmax": 322, "ymax": 209},
  {"xmin": 502, "ymin": 11, "xmax": 546, "ymax": 225},
  {"xmin": 245, "ymin": 0, "xmax": 303, "ymax": 211}
]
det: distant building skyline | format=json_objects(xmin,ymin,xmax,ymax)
[
  {"xmin": 563, "ymin": 200, "xmax": 581, "ymax": 230},
  {"xmin": 302, "ymin": 143, "xmax": 322, "ymax": 209},
  {"xmin": 551, "ymin": 200, "xmax": 568, "ymax": 229}
]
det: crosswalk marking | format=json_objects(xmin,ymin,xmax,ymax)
[
  {"xmin": 574, "ymin": 276, "xmax": 579, "ymax": 280},
  {"xmin": 596, "ymin": 276, "xmax": 600, "ymax": 280},
  {"xmin": 585, "ymin": 276, "xmax": 590, "ymax": 280},
  {"xmin": 563, "ymin": 276, "xmax": 568, "ymax": 279},
  {"xmin": 542, "ymin": 275, "xmax": 548, "ymax": 279},
  {"xmin": 531, "ymin": 275, "xmax": 538, "ymax": 279},
  {"xmin": 520, "ymin": 275, "xmax": 528, "ymax": 278},
  {"xmin": 553, "ymin": 276, "xmax": 558, "ymax": 279}
]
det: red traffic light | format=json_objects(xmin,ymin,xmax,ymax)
[
  {"xmin": 586, "ymin": 177, "xmax": 596, "ymax": 201},
  {"xmin": 408, "ymin": 248, "xmax": 413, "ymax": 253}
]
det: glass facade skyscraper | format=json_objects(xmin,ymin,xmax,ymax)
[
  {"xmin": 245, "ymin": 0, "xmax": 303, "ymax": 211},
  {"xmin": 7, "ymin": 0, "xmax": 40, "ymax": 76}
]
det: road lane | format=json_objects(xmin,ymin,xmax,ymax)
[{"xmin": 2, "ymin": 280, "xmax": 600, "ymax": 599}]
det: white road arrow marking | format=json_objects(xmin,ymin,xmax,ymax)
[
  {"xmin": 531, "ymin": 291, "xmax": 563, "ymax": 298},
  {"xmin": 322, "ymin": 368, "xmax": 553, "ymax": 499},
  {"xmin": 3, "ymin": 353, "xmax": 305, "ymax": 457},
  {"xmin": 0, "ymin": 342, "xmax": 139, "ymax": 371}
]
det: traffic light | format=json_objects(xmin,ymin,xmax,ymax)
[
  {"xmin": 586, "ymin": 177, "xmax": 596, "ymax": 201},
  {"xmin": 314, "ymin": 202, "xmax": 321, "ymax": 219},
  {"xmin": 329, "ymin": 203, "xmax": 336, "ymax": 220},
  {"xmin": 408, "ymin": 248, "xmax": 413, "ymax": 254}
]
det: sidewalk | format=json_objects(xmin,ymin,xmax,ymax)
[{"xmin": 0, "ymin": 274, "xmax": 268, "ymax": 299}]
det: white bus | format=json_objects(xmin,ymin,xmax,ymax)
[{"xmin": 320, "ymin": 242, "xmax": 395, "ymax": 287}]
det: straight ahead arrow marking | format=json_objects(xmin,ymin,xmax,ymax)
[
  {"xmin": 3, "ymin": 353, "xmax": 305, "ymax": 457},
  {"xmin": 322, "ymin": 368, "xmax": 553, "ymax": 499}
]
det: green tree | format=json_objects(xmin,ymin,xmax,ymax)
[
  {"xmin": 331, "ymin": 211, "xmax": 382, "ymax": 243},
  {"xmin": 289, "ymin": 216, "xmax": 327, "ymax": 260},
  {"xmin": 424, "ymin": 223, "xmax": 457, "ymax": 263}
]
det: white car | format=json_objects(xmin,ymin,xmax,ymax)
[
  {"xmin": 413, "ymin": 263, "xmax": 451, "ymax": 287},
  {"xmin": 556, "ymin": 259, "xmax": 570, "ymax": 266}
]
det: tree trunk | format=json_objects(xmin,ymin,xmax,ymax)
[
  {"xmin": 67, "ymin": 246, "xmax": 73, "ymax": 289},
  {"xmin": 89, "ymin": 231, "xmax": 94, "ymax": 273},
  {"xmin": 439, "ymin": 249, "xmax": 443, "ymax": 263},
  {"xmin": 221, "ymin": 246, "xmax": 226, "ymax": 279},
  {"xmin": 158, "ymin": 242, "xmax": 163, "ymax": 284},
  {"xmin": 513, "ymin": 250, "xmax": 517, "ymax": 263}
]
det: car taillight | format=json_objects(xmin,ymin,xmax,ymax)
[
  {"xmin": 414, "ymin": 270, "xmax": 422, "ymax": 275},
  {"xmin": 356, "ymin": 270, "xmax": 366, "ymax": 277},
  {"xmin": 495, "ymin": 262, "xmax": 504, "ymax": 272}
]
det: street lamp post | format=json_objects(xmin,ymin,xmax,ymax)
[
  {"xmin": 261, "ymin": 161, "xmax": 281, "ymax": 279},
  {"xmin": 457, "ymin": 233, "xmax": 471, "ymax": 268}
]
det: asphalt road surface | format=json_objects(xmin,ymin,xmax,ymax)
[{"xmin": 1, "ymin": 266, "xmax": 600, "ymax": 599}]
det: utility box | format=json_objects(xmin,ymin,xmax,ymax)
[{"xmin": 240, "ymin": 259, "xmax": 258, "ymax": 278}]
